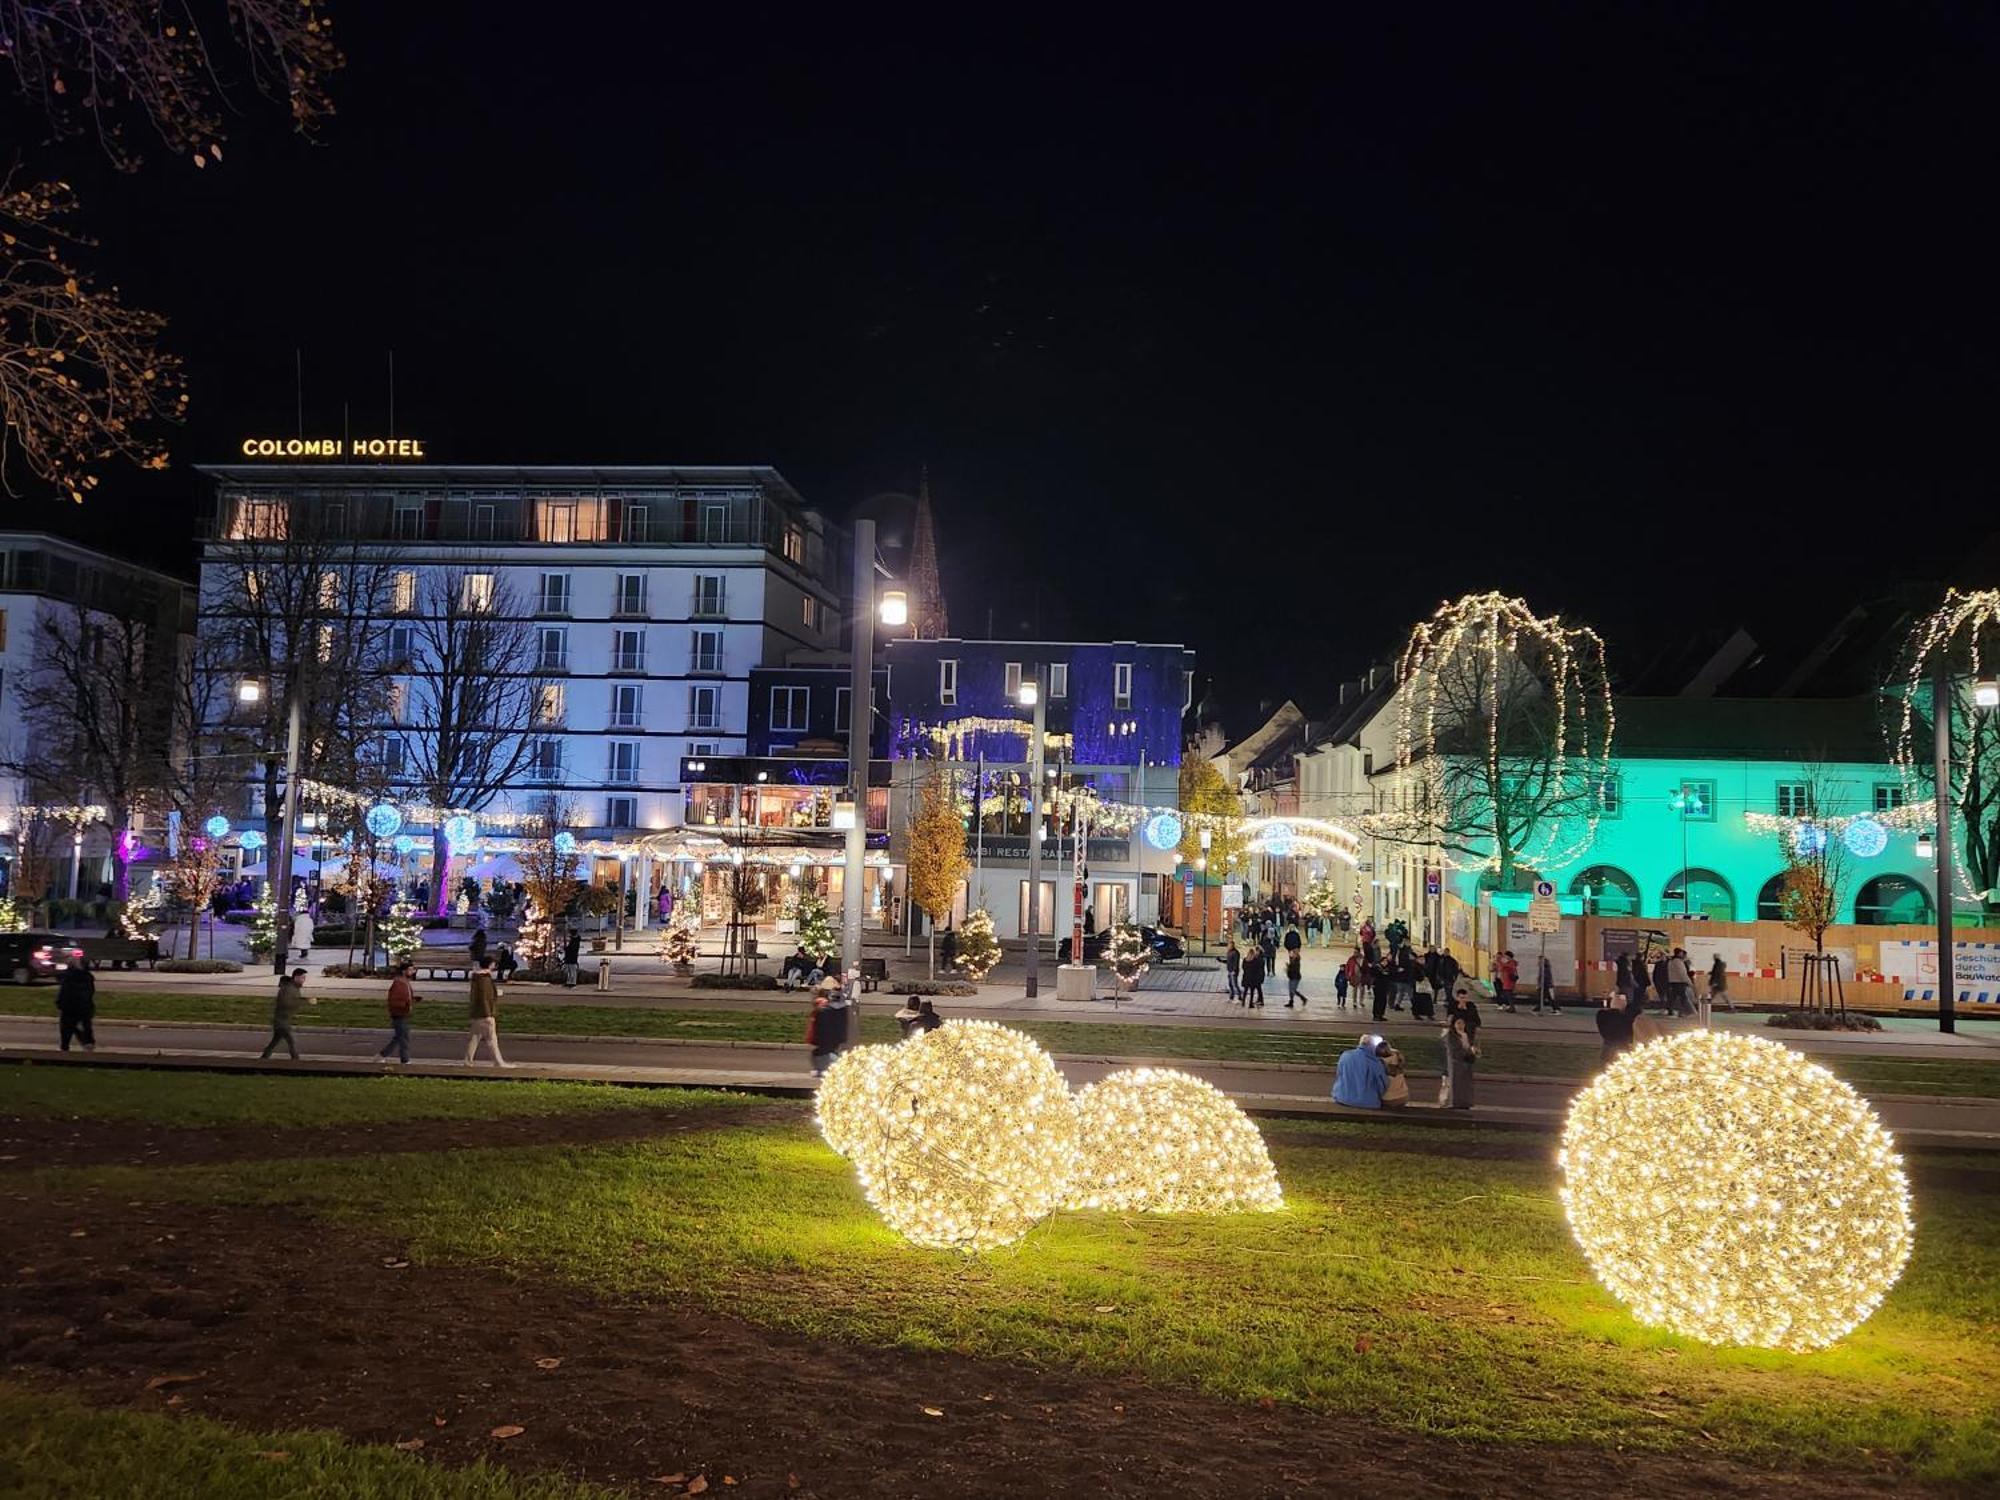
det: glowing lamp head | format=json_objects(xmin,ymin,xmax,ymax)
[
  {"xmin": 1976, "ymin": 677, "xmax": 2000, "ymax": 709},
  {"xmin": 1017, "ymin": 677, "xmax": 1039, "ymax": 708},
  {"xmin": 831, "ymin": 798, "xmax": 858, "ymax": 831},
  {"xmin": 236, "ymin": 678, "xmax": 263, "ymax": 705},
  {"xmin": 1915, "ymin": 830, "xmax": 1936, "ymax": 859},
  {"xmin": 878, "ymin": 589, "xmax": 908, "ymax": 627}
]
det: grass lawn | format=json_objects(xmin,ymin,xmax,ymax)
[
  {"xmin": 0, "ymin": 1382, "xmax": 615, "ymax": 1499},
  {"xmin": 15, "ymin": 988, "xmax": 2000, "ymax": 1098},
  {"xmin": 30, "ymin": 1082, "xmax": 1998, "ymax": 1486},
  {"xmin": 0, "ymin": 1066, "xmax": 731, "ymax": 1128}
]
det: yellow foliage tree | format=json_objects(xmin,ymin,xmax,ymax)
[
  {"xmin": 906, "ymin": 765, "xmax": 969, "ymax": 976},
  {"xmin": 1176, "ymin": 756, "xmax": 1248, "ymax": 882}
]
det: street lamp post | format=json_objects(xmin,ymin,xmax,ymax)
[
  {"xmin": 1934, "ymin": 665, "xmax": 1958, "ymax": 1034},
  {"xmin": 1020, "ymin": 668, "xmax": 1046, "ymax": 998},
  {"xmin": 1198, "ymin": 825, "xmax": 1212, "ymax": 954},
  {"xmin": 239, "ymin": 675, "xmax": 303, "ymax": 977},
  {"xmin": 840, "ymin": 521, "xmax": 904, "ymax": 990}
]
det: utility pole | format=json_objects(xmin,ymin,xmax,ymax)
[
  {"xmin": 840, "ymin": 518, "xmax": 876, "ymax": 984},
  {"xmin": 1024, "ymin": 665, "xmax": 1047, "ymax": 999}
]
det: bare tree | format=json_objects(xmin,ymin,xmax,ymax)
[
  {"xmin": 151, "ymin": 634, "xmax": 235, "ymax": 957},
  {"xmin": 515, "ymin": 793, "xmax": 580, "ymax": 972},
  {"xmin": 404, "ymin": 569, "xmax": 544, "ymax": 915}
]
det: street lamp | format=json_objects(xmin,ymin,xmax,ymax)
[
  {"xmin": 1198, "ymin": 825, "xmax": 1212, "ymax": 954},
  {"xmin": 1977, "ymin": 677, "xmax": 2000, "ymax": 709},
  {"xmin": 240, "ymin": 673, "xmax": 303, "ymax": 976},
  {"xmin": 879, "ymin": 589, "xmax": 908, "ymax": 628},
  {"xmin": 839, "ymin": 518, "xmax": 904, "ymax": 992}
]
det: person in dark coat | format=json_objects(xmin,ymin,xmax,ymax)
[
  {"xmin": 1595, "ymin": 991, "xmax": 1637, "ymax": 1065},
  {"xmin": 56, "ymin": 956, "xmax": 96, "ymax": 1051},
  {"xmin": 1224, "ymin": 939, "xmax": 1243, "ymax": 1003},
  {"xmin": 1443, "ymin": 1014, "xmax": 1479, "ymax": 1109},
  {"xmin": 1650, "ymin": 955, "xmax": 1670, "ymax": 1012},
  {"xmin": 1371, "ymin": 960, "xmax": 1393, "ymax": 1022},
  {"xmin": 470, "ymin": 925, "xmax": 489, "ymax": 965},
  {"xmin": 562, "ymin": 926, "xmax": 583, "ymax": 987},
  {"xmin": 1240, "ymin": 944, "xmax": 1267, "ymax": 1007}
]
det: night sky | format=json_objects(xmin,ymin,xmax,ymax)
[{"xmin": 15, "ymin": 5, "xmax": 2000, "ymax": 730}]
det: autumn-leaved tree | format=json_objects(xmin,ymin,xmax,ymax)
[
  {"xmin": 1176, "ymin": 756, "xmax": 1247, "ymax": 882},
  {"xmin": 905, "ymin": 764, "xmax": 968, "ymax": 976},
  {"xmin": 1775, "ymin": 766, "xmax": 1852, "ymax": 959},
  {"xmin": 515, "ymin": 795, "xmax": 580, "ymax": 972}
]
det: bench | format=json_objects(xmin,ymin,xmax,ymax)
[
  {"xmin": 858, "ymin": 957, "xmax": 887, "ymax": 993},
  {"xmin": 78, "ymin": 937, "xmax": 159, "ymax": 971},
  {"xmin": 409, "ymin": 947, "xmax": 477, "ymax": 980}
]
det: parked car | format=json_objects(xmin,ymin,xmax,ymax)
[
  {"xmin": 1057, "ymin": 926, "xmax": 1185, "ymax": 965},
  {"xmin": 0, "ymin": 930, "xmax": 86, "ymax": 984}
]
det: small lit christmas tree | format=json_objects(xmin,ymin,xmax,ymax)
[
  {"xmin": 796, "ymin": 891, "xmax": 836, "ymax": 965},
  {"xmin": 0, "ymin": 895, "xmax": 25, "ymax": 934},
  {"xmin": 1101, "ymin": 921, "xmax": 1151, "ymax": 992},
  {"xmin": 118, "ymin": 883, "xmax": 164, "ymax": 941},
  {"xmin": 246, "ymin": 886, "xmax": 282, "ymax": 957},
  {"xmin": 379, "ymin": 901, "xmax": 425, "ymax": 963},
  {"xmin": 953, "ymin": 906, "xmax": 1002, "ymax": 980},
  {"xmin": 658, "ymin": 904, "xmax": 699, "ymax": 970}
]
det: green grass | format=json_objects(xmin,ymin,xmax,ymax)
[
  {"xmin": 0, "ymin": 1382, "xmax": 615, "ymax": 1498},
  {"xmin": 0, "ymin": 1066, "xmax": 735, "ymax": 1128},
  {"xmin": 37, "ymin": 1105, "xmax": 2000, "ymax": 1485},
  {"xmin": 17, "ymin": 988, "xmax": 2000, "ymax": 1098}
]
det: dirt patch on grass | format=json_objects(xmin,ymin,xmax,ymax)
[
  {"xmin": 0, "ymin": 1191, "xmax": 1935, "ymax": 1498},
  {"xmin": 0, "ymin": 1099, "xmax": 803, "ymax": 1172}
]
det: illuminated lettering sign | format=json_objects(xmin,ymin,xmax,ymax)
[{"xmin": 239, "ymin": 437, "xmax": 426, "ymax": 459}]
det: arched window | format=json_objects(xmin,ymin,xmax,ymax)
[
  {"xmin": 1663, "ymin": 867, "xmax": 1734, "ymax": 921},
  {"xmin": 1853, "ymin": 874, "xmax": 1933, "ymax": 926},
  {"xmin": 1756, "ymin": 873, "xmax": 1787, "ymax": 922},
  {"xmin": 1570, "ymin": 865, "xmax": 1639, "ymax": 916}
]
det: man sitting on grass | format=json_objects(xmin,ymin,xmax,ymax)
[{"xmin": 1332, "ymin": 1034, "xmax": 1388, "ymax": 1109}]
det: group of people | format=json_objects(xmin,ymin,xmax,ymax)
[
  {"xmin": 1221, "ymin": 918, "xmax": 1310, "ymax": 1007},
  {"xmin": 1331, "ymin": 1000, "xmax": 1483, "ymax": 1112},
  {"xmin": 248, "ymin": 954, "xmax": 516, "ymax": 1067},
  {"xmin": 1612, "ymin": 947, "xmax": 1732, "ymax": 1019}
]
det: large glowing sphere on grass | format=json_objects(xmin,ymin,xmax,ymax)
[
  {"xmin": 1559, "ymin": 1031, "xmax": 1912, "ymax": 1352},
  {"xmin": 849, "ymin": 1021, "xmax": 1079, "ymax": 1252},
  {"xmin": 815, "ymin": 1043, "xmax": 897, "ymax": 1159},
  {"xmin": 1067, "ymin": 1068, "xmax": 1284, "ymax": 1215}
]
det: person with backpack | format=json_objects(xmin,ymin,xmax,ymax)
[{"xmin": 379, "ymin": 961, "xmax": 418, "ymax": 1064}]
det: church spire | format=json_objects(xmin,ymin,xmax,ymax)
[{"xmin": 908, "ymin": 466, "xmax": 949, "ymax": 639}]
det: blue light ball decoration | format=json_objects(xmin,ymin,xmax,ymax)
[
  {"xmin": 1263, "ymin": 820, "xmax": 1296, "ymax": 858},
  {"xmin": 1791, "ymin": 821, "xmax": 1828, "ymax": 857},
  {"xmin": 442, "ymin": 815, "xmax": 478, "ymax": 850},
  {"xmin": 1842, "ymin": 816, "xmax": 1889, "ymax": 859},
  {"xmin": 1142, "ymin": 812, "xmax": 1183, "ymax": 852},
  {"xmin": 365, "ymin": 802, "xmax": 404, "ymax": 840},
  {"xmin": 238, "ymin": 829, "xmax": 266, "ymax": 853},
  {"xmin": 203, "ymin": 814, "xmax": 231, "ymax": 841},
  {"xmin": 392, "ymin": 834, "xmax": 418, "ymax": 856},
  {"xmin": 553, "ymin": 830, "xmax": 579, "ymax": 856}
]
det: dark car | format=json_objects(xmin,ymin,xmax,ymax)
[
  {"xmin": 1057, "ymin": 926, "xmax": 1186, "ymax": 965},
  {"xmin": 0, "ymin": 930, "xmax": 86, "ymax": 984}
]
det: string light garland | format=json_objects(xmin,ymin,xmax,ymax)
[
  {"xmin": 1375, "ymin": 592, "xmax": 1614, "ymax": 875},
  {"xmin": 1891, "ymin": 588, "xmax": 2000, "ymax": 900},
  {"xmin": 1559, "ymin": 1032, "xmax": 1912, "ymax": 1352},
  {"xmin": 1067, "ymin": 1069, "xmax": 1284, "ymax": 1215}
]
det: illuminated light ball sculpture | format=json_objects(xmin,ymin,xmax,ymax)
[
  {"xmin": 392, "ymin": 834, "xmax": 417, "ymax": 856},
  {"xmin": 814, "ymin": 1044, "xmax": 898, "ymax": 1159},
  {"xmin": 552, "ymin": 830, "xmax": 579, "ymax": 856},
  {"xmin": 203, "ymin": 814, "xmax": 231, "ymax": 840},
  {"xmin": 238, "ymin": 829, "xmax": 266, "ymax": 854},
  {"xmin": 365, "ymin": 802, "xmax": 404, "ymax": 840},
  {"xmin": 1067, "ymin": 1068, "xmax": 1284, "ymax": 1215},
  {"xmin": 1142, "ymin": 811, "xmax": 1184, "ymax": 852},
  {"xmin": 442, "ymin": 814, "xmax": 478, "ymax": 849},
  {"xmin": 1842, "ymin": 816, "xmax": 1889, "ymax": 859},
  {"xmin": 1792, "ymin": 821, "xmax": 1828, "ymax": 857},
  {"xmin": 849, "ymin": 1021, "xmax": 1079, "ymax": 1252},
  {"xmin": 1559, "ymin": 1031, "xmax": 1912, "ymax": 1352}
]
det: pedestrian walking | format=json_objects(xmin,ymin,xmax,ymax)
[
  {"xmin": 1259, "ymin": 929, "xmax": 1277, "ymax": 984},
  {"xmin": 1370, "ymin": 959, "xmax": 1392, "ymax": 1022},
  {"xmin": 1284, "ymin": 947, "xmax": 1308, "ymax": 1007},
  {"xmin": 55, "ymin": 955, "xmax": 95, "ymax": 1052},
  {"xmin": 1666, "ymin": 947, "xmax": 1696, "ymax": 1016},
  {"xmin": 290, "ymin": 907, "xmax": 314, "ymax": 961},
  {"xmin": 1535, "ymin": 953, "xmax": 1557, "ymax": 1014},
  {"xmin": 1224, "ymin": 939, "xmax": 1243, "ymax": 1003},
  {"xmin": 1443, "ymin": 1014, "xmax": 1479, "ymax": 1109},
  {"xmin": 1241, "ymin": 944, "xmax": 1266, "ymax": 1008},
  {"xmin": 1493, "ymin": 949, "xmax": 1520, "ymax": 1012},
  {"xmin": 261, "ymin": 968, "xmax": 310, "ymax": 1060},
  {"xmin": 562, "ymin": 926, "xmax": 582, "ymax": 988},
  {"xmin": 1334, "ymin": 953, "xmax": 1351, "ymax": 1008},
  {"xmin": 1595, "ymin": 991, "xmax": 1636, "ymax": 1065},
  {"xmin": 1707, "ymin": 952, "xmax": 1735, "ymax": 1014},
  {"xmin": 470, "ymin": 925, "xmax": 489, "ymax": 966},
  {"xmin": 464, "ymin": 956, "xmax": 512, "ymax": 1067},
  {"xmin": 379, "ymin": 961, "xmax": 418, "ymax": 1064}
]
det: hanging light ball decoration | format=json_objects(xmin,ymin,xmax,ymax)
[
  {"xmin": 442, "ymin": 815, "xmax": 478, "ymax": 849},
  {"xmin": 1067, "ymin": 1068, "xmax": 1284, "ymax": 1215},
  {"xmin": 552, "ymin": 830, "xmax": 579, "ymax": 856},
  {"xmin": 847, "ymin": 1021, "xmax": 1080, "ymax": 1253},
  {"xmin": 1559, "ymin": 1031, "xmax": 1912, "ymax": 1352},
  {"xmin": 1383, "ymin": 591, "xmax": 1614, "ymax": 875},
  {"xmin": 392, "ymin": 834, "xmax": 417, "ymax": 856},
  {"xmin": 365, "ymin": 802, "xmax": 404, "ymax": 840},
  {"xmin": 238, "ymin": 829, "xmax": 266, "ymax": 853},
  {"xmin": 1143, "ymin": 811, "xmax": 1184, "ymax": 852},
  {"xmin": 1841, "ymin": 816, "xmax": 1889, "ymax": 859},
  {"xmin": 1791, "ymin": 821, "xmax": 1829, "ymax": 857},
  {"xmin": 203, "ymin": 814, "xmax": 231, "ymax": 840},
  {"xmin": 814, "ymin": 1044, "xmax": 898, "ymax": 1158}
]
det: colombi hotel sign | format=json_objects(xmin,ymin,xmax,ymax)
[{"xmin": 240, "ymin": 436, "xmax": 426, "ymax": 458}]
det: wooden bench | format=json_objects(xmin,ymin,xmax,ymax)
[
  {"xmin": 858, "ymin": 957, "xmax": 887, "ymax": 993},
  {"xmin": 409, "ymin": 947, "xmax": 478, "ymax": 980},
  {"xmin": 78, "ymin": 937, "xmax": 159, "ymax": 971}
]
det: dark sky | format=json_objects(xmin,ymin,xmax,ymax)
[{"xmin": 15, "ymin": 4, "xmax": 2000, "ymax": 730}]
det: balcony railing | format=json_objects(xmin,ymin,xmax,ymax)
[{"xmin": 612, "ymin": 651, "xmax": 646, "ymax": 673}]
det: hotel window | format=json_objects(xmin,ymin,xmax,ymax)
[
  {"xmin": 771, "ymin": 685, "xmax": 809, "ymax": 733},
  {"xmin": 317, "ymin": 570, "xmax": 341, "ymax": 610},
  {"xmin": 387, "ymin": 624, "xmax": 415, "ymax": 663},
  {"xmin": 392, "ymin": 571, "xmax": 417, "ymax": 613},
  {"xmin": 782, "ymin": 525, "xmax": 804, "ymax": 564},
  {"xmin": 537, "ymin": 572, "xmax": 570, "ymax": 615},
  {"xmin": 241, "ymin": 569, "xmax": 262, "ymax": 604},
  {"xmin": 689, "ymin": 741, "xmax": 718, "ymax": 758},
  {"xmin": 536, "ymin": 626, "xmax": 568, "ymax": 672},
  {"xmin": 607, "ymin": 740, "xmax": 640, "ymax": 783},
  {"xmin": 626, "ymin": 503, "xmax": 650, "ymax": 542},
  {"xmin": 392, "ymin": 500, "xmax": 423, "ymax": 539},
  {"xmin": 386, "ymin": 680, "xmax": 408, "ymax": 722},
  {"xmin": 539, "ymin": 500, "xmax": 578, "ymax": 543},
  {"xmin": 1004, "ymin": 662, "xmax": 1023, "ymax": 700},
  {"xmin": 1049, "ymin": 662, "xmax": 1069, "ymax": 700},
  {"xmin": 1593, "ymin": 774, "xmax": 1622, "ymax": 819},
  {"xmin": 801, "ymin": 595, "xmax": 819, "ymax": 629},
  {"xmin": 533, "ymin": 738, "xmax": 565, "ymax": 778},
  {"xmin": 231, "ymin": 497, "xmax": 288, "ymax": 539},
  {"xmin": 614, "ymin": 572, "xmax": 647, "ymax": 616},
  {"xmin": 536, "ymin": 683, "xmax": 566, "ymax": 724},
  {"xmin": 1875, "ymin": 784, "xmax": 1905, "ymax": 812},
  {"xmin": 1776, "ymin": 782, "xmax": 1811, "ymax": 817},
  {"xmin": 606, "ymin": 794, "xmax": 638, "ymax": 827},
  {"xmin": 688, "ymin": 684, "xmax": 721, "ymax": 730},
  {"xmin": 473, "ymin": 503, "xmax": 497, "ymax": 540},
  {"xmin": 0, "ymin": 609, "xmax": 7, "ymax": 649},
  {"xmin": 701, "ymin": 502, "xmax": 729, "ymax": 542},
  {"xmin": 939, "ymin": 658, "xmax": 958, "ymax": 706},
  {"xmin": 1114, "ymin": 661, "xmax": 1133, "ymax": 709},
  {"xmin": 315, "ymin": 624, "xmax": 334, "ymax": 664},
  {"xmin": 324, "ymin": 501, "xmax": 347, "ymax": 535},
  {"xmin": 692, "ymin": 574, "xmax": 726, "ymax": 617},
  {"xmin": 381, "ymin": 736, "xmax": 407, "ymax": 775},
  {"xmin": 461, "ymin": 573, "xmax": 495, "ymax": 612},
  {"xmin": 1674, "ymin": 778, "xmax": 1717, "ymax": 821},
  {"xmin": 835, "ymin": 686, "xmax": 852, "ymax": 733},
  {"xmin": 611, "ymin": 684, "xmax": 644, "ymax": 728},
  {"xmin": 611, "ymin": 628, "xmax": 645, "ymax": 673},
  {"xmin": 690, "ymin": 628, "xmax": 723, "ymax": 673}
]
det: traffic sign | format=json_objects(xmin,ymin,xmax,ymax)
[
  {"xmin": 1528, "ymin": 890, "xmax": 1561, "ymax": 934},
  {"xmin": 1533, "ymin": 879, "xmax": 1555, "ymax": 898},
  {"xmin": 1424, "ymin": 868, "xmax": 1441, "ymax": 897}
]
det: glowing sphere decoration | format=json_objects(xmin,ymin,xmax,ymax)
[
  {"xmin": 1142, "ymin": 811, "xmax": 1184, "ymax": 852},
  {"xmin": 1067, "ymin": 1068, "xmax": 1283, "ymax": 1215},
  {"xmin": 814, "ymin": 1044, "xmax": 898, "ymax": 1159},
  {"xmin": 1842, "ymin": 816, "xmax": 1889, "ymax": 859},
  {"xmin": 442, "ymin": 815, "xmax": 478, "ymax": 849},
  {"xmin": 392, "ymin": 834, "xmax": 417, "ymax": 856},
  {"xmin": 552, "ymin": 831, "xmax": 579, "ymax": 856},
  {"xmin": 365, "ymin": 802, "xmax": 404, "ymax": 839},
  {"xmin": 203, "ymin": 814, "xmax": 231, "ymax": 840},
  {"xmin": 846, "ymin": 1021, "xmax": 1080, "ymax": 1252},
  {"xmin": 1559, "ymin": 1031, "xmax": 1912, "ymax": 1352},
  {"xmin": 1791, "ymin": 821, "xmax": 1828, "ymax": 857},
  {"xmin": 238, "ymin": 829, "xmax": 266, "ymax": 853}
]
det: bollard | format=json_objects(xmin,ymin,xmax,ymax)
[{"xmin": 597, "ymin": 959, "xmax": 612, "ymax": 992}]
